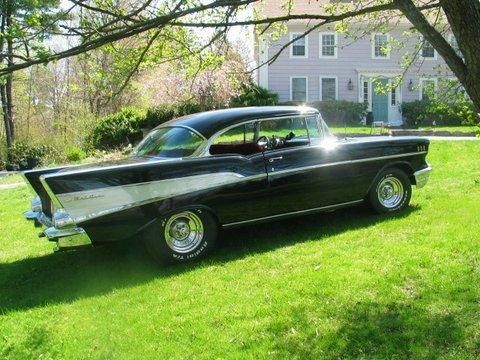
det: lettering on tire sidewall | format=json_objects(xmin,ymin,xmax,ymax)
[
  {"xmin": 376, "ymin": 173, "xmax": 408, "ymax": 212},
  {"xmin": 172, "ymin": 241, "xmax": 208, "ymax": 261}
]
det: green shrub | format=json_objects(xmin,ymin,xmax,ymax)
[
  {"xmin": 312, "ymin": 100, "xmax": 366, "ymax": 126},
  {"xmin": 7, "ymin": 142, "xmax": 61, "ymax": 169},
  {"xmin": 65, "ymin": 146, "xmax": 86, "ymax": 162},
  {"xmin": 230, "ymin": 84, "xmax": 278, "ymax": 107},
  {"xmin": 87, "ymin": 107, "xmax": 146, "ymax": 150},
  {"xmin": 401, "ymin": 99, "xmax": 477, "ymax": 128},
  {"xmin": 401, "ymin": 101, "xmax": 430, "ymax": 128},
  {"xmin": 280, "ymin": 100, "xmax": 366, "ymax": 126},
  {"xmin": 145, "ymin": 101, "xmax": 203, "ymax": 128}
]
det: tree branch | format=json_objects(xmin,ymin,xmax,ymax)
[{"xmin": 392, "ymin": 0, "xmax": 466, "ymax": 82}]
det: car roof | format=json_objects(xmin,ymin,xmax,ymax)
[{"xmin": 158, "ymin": 106, "xmax": 319, "ymax": 139}]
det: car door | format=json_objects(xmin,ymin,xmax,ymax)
[
  {"xmin": 261, "ymin": 116, "xmax": 361, "ymax": 215},
  {"xmin": 204, "ymin": 122, "xmax": 270, "ymax": 224}
]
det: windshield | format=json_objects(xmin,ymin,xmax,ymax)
[{"xmin": 134, "ymin": 127, "xmax": 204, "ymax": 158}]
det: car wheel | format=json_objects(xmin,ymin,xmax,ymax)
[
  {"xmin": 143, "ymin": 208, "xmax": 218, "ymax": 263},
  {"xmin": 368, "ymin": 168, "xmax": 411, "ymax": 213}
]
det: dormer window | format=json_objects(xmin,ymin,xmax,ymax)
[{"xmin": 290, "ymin": 33, "xmax": 308, "ymax": 58}]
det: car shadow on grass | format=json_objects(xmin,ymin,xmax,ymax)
[{"xmin": 0, "ymin": 204, "xmax": 419, "ymax": 314}]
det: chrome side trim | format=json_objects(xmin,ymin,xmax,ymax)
[
  {"xmin": 413, "ymin": 165, "xmax": 432, "ymax": 188},
  {"xmin": 269, "ymin": 151, "xmax": 428, "ymax": 177},
  {"xmin": 222, "ymin": 199, "xmax": 364, "ymax": 228},
  {"xmin": 173, "ymin": 125, "xmax": 208, "ymax": 141},
  {"xmin": 55, "ymin": 172, "xmax": 267, "ymax": 224},
  {"xmin": 43, "ymin": 151, "xmax": 426, "ymax": 224},
  {"xmin": 41, "ymin": 158, "xmax": 178, "ymax": 178}
]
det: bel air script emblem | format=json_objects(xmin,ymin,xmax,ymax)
[{"xmin": 73, "ymin": 193, "xmax": 105, "ymax": 201}]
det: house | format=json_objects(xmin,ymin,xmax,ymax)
[{"xmin": 255, "ymin": 0, "xmax": 457, "ymax": 126}]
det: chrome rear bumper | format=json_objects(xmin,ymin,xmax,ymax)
[
  {"xmin": 414, "ymin": 166, "xmax": 432, "ymax": 189},
  {"xmin": 24, "ymin": 210, "xmax": 52, "ymax": 227},
  {"xmin": 44, "ymin": 227, "xmax": 92, "ymax": 251},
  {"xmin": 24, "ymin": 209, "xmax": 92, "ymax": 251}
]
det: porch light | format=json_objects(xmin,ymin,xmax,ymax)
[
  {"xmin": 347, "ymin": 79, "xmax": 354, "ymax": 91},
  {"xmin": 408, "ymin": 79, "xmax": 414, "ymax": 91}
]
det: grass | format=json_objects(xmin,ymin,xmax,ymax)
[
  {"xmin": 0, "ymin": 174, "xmax": 22, "ymax": 185},
  {"xmin": 1, "ymin": 141, "xmax": 479, "ymax": 359},
  {"xmin": 330, "ymin": 125, "xmax": 478, "ymax": 136}
]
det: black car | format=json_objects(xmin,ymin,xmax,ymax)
[{"xmin": 23, "ymin": 106, "xmax": 431, "ymax": 263}]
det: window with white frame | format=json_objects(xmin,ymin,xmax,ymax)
[
  {"xmin": 320, "ymin": 77, "xmax": 337, "ymax": 101},
  {"xmin": 391, "ymin": 87, "xmax": 397, "ymax": 106},
  {"xmin": 420, "ymin": 78, "xmax": 437, "ymax": 101},
  {"xmin": 320, "ymin": 33, "xmax": 337, "ymax": 58},
  {"xmin": 291, "ymin": 77, "xmax": 307, "ymax": 101},
  {"xmin": 363, "ymin": 81, "xmax": 369, "ymax": 106},
  {"xmin": 373, "ymin": 34, "xmax": 389, "ymax": 58},
  {"xmin": 290, "ymin": 33, "xmax": 307, "ymax": 57},
  {"xmin": 421, "ymin": 37, "xmax": 436, "ymax": 59}
]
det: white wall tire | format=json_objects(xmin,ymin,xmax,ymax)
[
  {"xmin": 368, "ymin": 169, "xmax": 412, "ymax": 214},
  {"xmin": 143, "ymin": 208, "xmax": 218, "ymax": 264}
]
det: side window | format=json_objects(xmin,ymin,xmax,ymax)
[
  {"xmin": 213, "ymin": 123, "xmax": 254, "ymax": 145},
  {"xmin": 209, "ymin": 123, "xmax": 260, "ymax": 156},
  {"xmin": 258, "ymin": 117, "xmax": 310, "ymax": 151}
]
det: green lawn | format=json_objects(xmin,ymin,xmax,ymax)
[
  {"xmin": 1, "ymin": 141, "xmax": 479, "ymax": 359},
  {"xmin": 0, "ymin": 173, "xmax": 22, "ymax": 185},
  {"xmin": 330, "ymin": 125, "xmax": 478, "ymax": 136}
]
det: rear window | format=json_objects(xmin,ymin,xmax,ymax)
[{"xmin": 134, "ymin": 127, "xmax": 204, "ymax": 158}]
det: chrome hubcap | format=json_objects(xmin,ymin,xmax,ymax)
[
  {"xmin": 377, "ymin": 176, "xmax": 404, "ymax": 208},
  {"xmin": 164, "ymin": 211, "xmax": 204, "ymax": 253}
]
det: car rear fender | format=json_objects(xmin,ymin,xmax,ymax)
[{"xmin": 366, "ymin": 161, "xmax": 414, "ymax": 195}]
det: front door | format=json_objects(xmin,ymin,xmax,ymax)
[
  {"xmin": 259, "ymin": 116, "xmax": 359, "ymax": 215},
  {"xmin": 372, "ymin": 79, "xmax": 389, "ymax": 123}
]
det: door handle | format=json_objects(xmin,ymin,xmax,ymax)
[{"xmin": 268, "ymin": 156, "xmax": 283, "ymax": 163}]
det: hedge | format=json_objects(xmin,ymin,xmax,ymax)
[
  {"xmin": 86, "ymin": 107, "xmax": 146, "ymax": 150},
  {"xmin": 401, "ymin": 100, "xmax": 478, "ymax": 127},
  {"xmin": 280, "ymin": 100, "xmax": 366, "ymax": 126},
  {"xmin": 6, "ymin": 142, "xmax": 60, "ymax": 170}
]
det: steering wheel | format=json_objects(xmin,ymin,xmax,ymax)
[
  {"xmin": 270, "ymin": 135, "xmax": 284, "ymax": 149},
  {"xmin": 256, "ymin": 136, "xmax": 269, "ymax": 149}
]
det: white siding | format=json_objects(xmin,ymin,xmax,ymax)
[{"xmin": 265, "ymin": 26, "xmax": 454, "ymax": 105}]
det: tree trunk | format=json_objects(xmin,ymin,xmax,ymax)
[
  {"xmin": 1, "ymin": 84, "xmax": 12, "ymax": 152},
  {"xmin": 5, "ymin": 0, "xmax": 14, "ymax": 139},
  {"xmin": 440, "ymin": 0, "xmax": 480, "ymax": 114},
  {"xmin": 394, "ymin": 0, "xmax": 480, "ymax": 114}
]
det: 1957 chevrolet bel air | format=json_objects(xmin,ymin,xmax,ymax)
[{"xmin": 22, "ymin": 106, "xmax": 431, "ymax": 263}]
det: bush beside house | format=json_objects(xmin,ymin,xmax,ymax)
[
  {"xmin": 280, "ymin": 100, "xmax": 366, "ymax": 126},
  {"xmin": 401, "ymin": 99, "xmax": 478, "ymax": 128}
]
